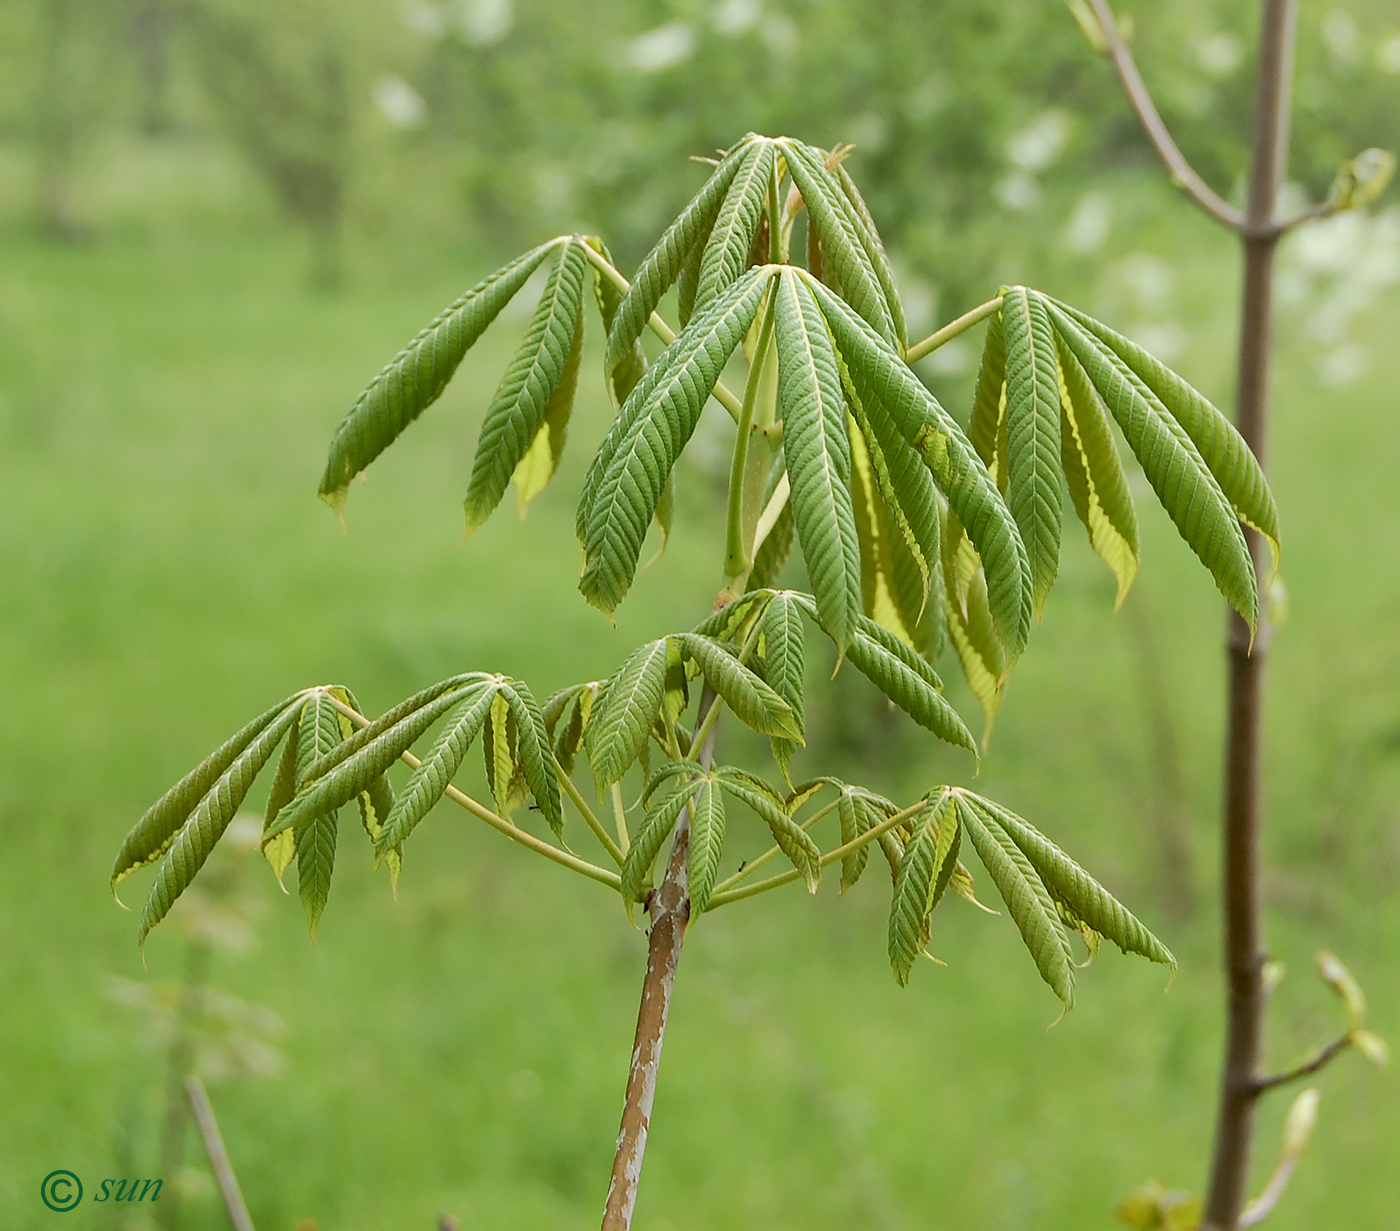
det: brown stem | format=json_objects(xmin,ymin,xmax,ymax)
[
  {"xmin": 1202, "ymin": 4, "xmax": 1297, "ymax": 1228},
  {"xmin": 156, "ymin": 941, "xmax": 211, "ymax": 1231},
  {"xmin": 1251, "ymin": 1034, "xmax": 1350, "ymax": 1094},
  {"xmin": 185, "ymin": 1075, "xmax": 257, "ymax": 1231},
  {"xmin": 600, "ymin": 690, "xmax": 719, "ymax": 1231},
  {"xmin": 1086, "ymin": 0, "xmax": 1246, "ymax": 231}
]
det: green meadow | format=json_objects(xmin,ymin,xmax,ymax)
[{"xmin": 1, "ymin": 139, "xmax": 1397, "ymax": 1231}]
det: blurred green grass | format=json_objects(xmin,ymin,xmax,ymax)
[{"xmin": 1, "ymin": 186, "xmax": 1397, "ymax": 1231}]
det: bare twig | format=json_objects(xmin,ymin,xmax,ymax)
[
  {"xmin": 1085, "ymin": 0, "xmax": 1247, "ymax": 232},
  {"xmin": 1251, "ymin": 1035, "xmax": 1350, "ymax": 1094},
  {"xmin": 184, "ymin": 1075, "xmax": 257, "ymax": 1231}
]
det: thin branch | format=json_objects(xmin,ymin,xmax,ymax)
[
  {"xmin": 1085, "ymin": 0, "xmax": 1247, "ymax": 232},
  {"xmin": 610, "ymin": 782, "xmax": 632, "ymax": 853},
  {"xmin": 1250, "ymin": 1034, "xmax": 1350, "ymax": 1094},
  {"xmin": 556, "ymin": 754, "xmax": 626, "ymax": 866},
  {"xmin": 326, "ymin": 694, "xmax": 623, "ymax": 893},
  {"xmin": 579, "ymin": 240, "xmax": 745, "ymax": 423},
  {"xmin": 905, "ymin": 296, "xmax": 1004, "ymax": 363},
  {"xmin": 707, "ymin": 798, "xmax": 927, "ymax": 909},
  {"xmin": 184, "ymin": 1076, "xmax": 257, "ymax": 1231},
  {"xmin": 750, "ymin": 472, "xmax": 791, "ymax": 557}
]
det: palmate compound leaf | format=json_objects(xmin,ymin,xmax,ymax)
[
  {"xmin": 999, "ymin": 287, "xmax": 1064, "ymax": 617},
  {"xmin": 319, "ymin": 241, "xmax": 558, "ymax": 515},
  {"xmin": 1040, "ymin": 298, "xmax": 1264, "ymax": 630},
  {"xmin": 580, "ymin": 268, "xmax": 774, "ymax": 615},
  {"xmin": 462, "ymin": 238, "xmax": 590, "ymax": 533},
  {"xmin": 672, "ymin": 633, "xmax": 804, "ymax": 743},
  {"xmin": 773, "ymin": 268, "xmax": 863, "ymax": 653},
  {"xmin": 803, "ymin": 274, "xmax": 1032, "ymax": 662},
  {"xmin": 584, "ymin": 638, "xmax": 670, "ymax": 793},
  {"xmin": 603, "ymin": 135, "xmax": 757, "ymax": 388},
  {"xmin": 953, "ymin": 792, "xmax": 1077, "ymax": 1007},
  {"xmin": 778, "ymin": 139, "xmax": 898, "ymax": 348},
  {"xmin": 888, "ymin": 791, "xmax": 962, "ymax": 986},
  {"xmin": 497, "ymin": 679, "xmax": 563, "ymax": 837},
  {"xmin": 787, "ymin": 593, "xmax": 976, "ymax": 755}
]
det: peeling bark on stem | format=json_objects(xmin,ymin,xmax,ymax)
[{"xmin": 600, "ymin": 692, "xmax": 718, "ymax": 1231}]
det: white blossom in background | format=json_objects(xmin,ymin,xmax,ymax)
[
  {"xmin": 459, "ymin": 0, "xmax": 513, "ymax": 46},
  {"xmin": 1279, "ymin": 206, "xmax": 1400, "ymax": 385},
  {"xmin": 626, "ymin": 23, "xmax": 696, "ymax": 73},
  {"xmin": 999, "ymin": 111, "xmax": 1071, "ymax": 212},
  {"xmin": 1064, "ymin": 191, "xmax": 1112, "ymax": 254},
  {"xmin": 1007, "ymin": 110, "xmax": 1071, "ymax": 174},
  {"xmin": 404, "ymin": 2, "xmax": 447, "ymax": 36},
  {"xmin": 1110, "ymin": 254, "xmax": 1186, "ymax": 363},
  {"xmin": 1322, "ymin": 9, "xmax": 1361, "ymax": 62},
  {"xmin": 1379, "ymin": 35, "xmax": 1400, "ymax": 73},
  {"xmin": 1196, "ymin": 32, "xmax": 1244, "ymax": 77},
  {"xmin": 374, "ymin": 74, "xmax": 428, "ymax": 129},
  {"xmin": 713, "ymin": 0, "xmax": 761, "ymax": 36}
]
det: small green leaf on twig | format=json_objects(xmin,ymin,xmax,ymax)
[{"xmin": 1316, "ymin": 949, "xmax": 1366, "ymax": 1029}]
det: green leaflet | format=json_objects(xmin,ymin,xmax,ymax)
[
  {"xmin": 676, "ymin": 225, "xmax": 708, "ymax": 330},
  {"xmin": 1001, "ymin": 287, "xmax": 1064, "ymax": 616},
  {"xmin": 267, "ymin": 678, "xmax": 491, "ymax": 841},
  {"xmin": 137, "ymin": 701, "xmax": 303, "ymax": 950},
  {"xmin": 511, "ymin": 279, "xmax": 585, "ymax": 515},
  {"xmin": 760, "ymin": 592, "xmax": 807, "ymax": 778},
  {"xmin": 587, "ymin": 237, "xmax": 647, "ymax": 407},
  {"xmin": 463, "ymin": 238, "xmax": 589, "ymax": 534},
  {"xmin": 790, "ymin": 594, "xmax": 975, "ymax": 754},
  {"xmin": 673, "ymin": 633, "xmax": 804, "ymax": 742},
  {"xmin": 847, "ymin": 421, "xmax": 907, "ymax": 642},
  {"xmin": 833, "ymin": 162, "xmax": 907, "ymax": 353},
  {"xmin": 620, "ymin": 777, "xmax": 703, "ymax": 919},
  {"xmin": 969, "ymin": 301, "xmax": 1006, "ymax": 485},
  {"xmin": 113, "ymin": 691, "xmax": 305, "ymax": 897},
  {"xmin": 688, "ymin": 776, "xmax": 727, "ymax": 916},
  {"xmin": 355, "ymin": 757, "xmax": 400, "ymax": 893},
  {"xmin": 779, "ymin": 139, "xmax": 897, "ymax": 347},
  {"xmin": 1056, "ymin": 332, "xmax": 1140, "ymax": 605},
  {"xmin": 294, "ymin": 690, "xmax": 347, "ymax": 939},
  {"xmin": 692, "ymin": 588, "xmax": 775, "ymax": 643},
  {"xmin": 603, "ymin": 136, "xmax": 754, "ymax": 385},
  {"xmin": 262, "ymin": 705, "xmax": 303, "ymax": 885},
  {"xmin": 804, "ymin": 274, "xmax": 1031, "ymax": 661},
  {"xmin": 955, "ymin": 794, "xmax": 1076, "ymax": 1007},
  {"xmin": 970, "ymin": 793, "xmax": 1174, "ymax": 970},
  {"xmin": 888, "ymin": 793, "xmax": 961, "ymax": 986},
  {"xmin": 375, "ymin": 683, "xmax": 498, "ymax": 856},
  {"xmin": 836, "ymin": 790, "xmax": 868, "ymax": 892},
  {"xmin": 642, "ymin": 758, "xmax": 707, "ymax": 806},
  {"xmin": 942, "ymin": 508, "xmax": 1006, "ymax": 739},
  {"xmin": 319, "ymin": 241, "xmax": 557, "ymax": 514},
  {"xmin": 585, "ymin": 639, "xmax": 670, "ymax": 792},
  {"xmin": 775, "ymin": 269, "xmax": 863, "ymax": 652},
  {"xmin": 498, "ymin": 679, "xmax": 563, "ymax": 836},
  {"xmin": 545, "ymin": 681, "xmax": 601, "ymax": 776},
  {"xmin": 1051, "ymin": 296, "xmax": 1279, "ymax": 569},
  {"xmin": 845, "ymin": 372, "xmax": 945, "ymax": 655},
  {"xmin": 695, "ymin": 138, "xmax": 775, "ymax": 314},
  {"xmin": 1044, "ymin": 301, "xmax": 1259, "ymax": 630},
  {"xmin": 580, "ymin": 268, "xmax": 773, "ymax": 615},
  {"xmin": 717, "ymin": 767, "xmax": 821, "ymax": 892},
  {"xmin": 483, "ymin": 692, "xmax": 524, "ymax": 818}
]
